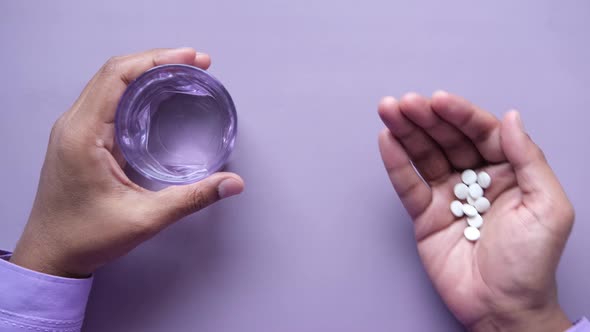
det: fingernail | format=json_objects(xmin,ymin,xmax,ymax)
[
  {"xmin": 403, "ymin": 92, "xmax": 420, "ymax": 100},
  {"xmin": 513, "ymin": 111, "xmax": 526, "ymax": 132},
  {"xmin": 218, "ymin": 178, "xmax": 243, "ymax": 199},
  {"xmin": 379, "ymin": 96, "xmax": 397, "ymax": 106},
  {"xmin": 195, "ymin": 52, "xmax": 210, "ymax": 60},
  {"xmin": 194, "ymin": 52, "xmax": 212, "ymax": 69},
  {"xmin": 433, "ymin": 90, "xmax": 448, "ymax": 98}
]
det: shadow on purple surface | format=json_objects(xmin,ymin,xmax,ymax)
[{"xmin": 83, "ymin": 165, "xmax": 239, "ymax": 331}]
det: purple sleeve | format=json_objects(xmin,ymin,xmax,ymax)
[
  {"xmin": 567, "ymin": 318, "xmax": 590, "ymax": 332},
  {"xmin": 0, "ymin": 250, "xmax": 93, "ymax": 332}
]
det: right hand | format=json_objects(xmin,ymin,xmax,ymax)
[
  {"xmin": 10, "ymin": 48, "xmax": 245, "ymax": 278},
  {"xmin": 378, "ymin": 92, "xmax": 574, "ymax": 331}
]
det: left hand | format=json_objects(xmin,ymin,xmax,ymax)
[{"xmin": 11, "ymin": 48, "xmax": 245, "ymax": 278}]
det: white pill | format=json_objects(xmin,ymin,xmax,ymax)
[
  {"xmin": 450, "ymin": 200, "xmax": 464, "ymax": 217},
  {"xmin": 467, "ymin": 214, "xmax": 483, "ymax": 228},
  {"xmin": 477, "ymin": 171, "xmax": 492, "ymax": 189},
  {"xmin": 467, "ymin": 196, "xmax": 476, "ymax": 206},
  {"xmin": 461, "ymin": 169, "xmax": 477, "ymax": 185},
  {"xmin": 464, "ymin": 226, "xmax": 481, "ymax": 241},
  {"xmin": 462, "ymin": 204, "xmax": 478, "ymax": 217},
  {"xmin": 468, "ymin": 183, "xmax": 483, "ymax": 199},
  {"xmin": 453, "ymin": 183, "xmax": 469, "ymax": 200},
  {"xmin": 474, "ymin": 197, "xmax": 491, "ymax": 213}
]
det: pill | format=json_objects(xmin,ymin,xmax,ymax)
[
  {"xmin": 467, "ymin": 196, "xmax": 476, "ymax": 206},
  {"xmin": 474, "ymin": 197, "xmax": 490, "ymax": 213},
  {"xmin": 461, "ymin": 169, "xmax": 477, "ymax": 185},
  {"xmin": 454, "ymin": 183, "xmax": 469, "ymax": 200},
  {"xmin": 450, "ymin": 200, "xmax": 464, "ymax": 217},
  {"xmin": 477, "ymin": 171, "xmax": 491, "ymax": 189},
  {"xmin": 464, "ymin": 226, "xmax": 481, "ymax": 241},
  {"xmin": 467, "ymin": 214, "xmax": 483, "ymax": 228},
  {"xmin": 468, "ymin": 183, "xmax": 483, "ymax": 199},
  {"xmin": 462, "ymin": 204, "xmax": 478, "ymax": 217}
]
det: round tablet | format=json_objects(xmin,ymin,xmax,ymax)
[
  {"xmin": 461, "ymin": 169, "xmax": 477, "ymax": 185},
  {"xmin": 477, "ymin": 171, "xmax": 492, "ymax": 189},
  {"xmin": 464, "ymin": 226, "xmax": 481, "ymax": 241},
  {"xmin": 467, "ymin": 214, "xmax": 483, "ymax": 228},
  {"xmin": 454, "ymin": 183, "xmax": 469, "ymax": 200},
  {"xmin": 450, "ymin": 200, "xmax": 464, "ymax": 217},
  {"xmin": 474, "ymin": 197, "xmax": 491, "ymax": 213},
  {"xmin": 468, "ymin": 183, "xmax": 484, "ymax": 199},
  {"xmin": 462, "ymin": 204, "xmax": 478, "ymax": 217},
  {"xmin": 467, "ymin": 196, "xmax": 476, "ymax": 206}
]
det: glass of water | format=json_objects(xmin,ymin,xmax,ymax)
[{"xmin": 115, "ymin": 64, "xmax": 237, "ymax": 184}]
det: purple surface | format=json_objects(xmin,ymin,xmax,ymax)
[{"xmin": 0, "ymin": 1, "xmax": 589, "ymax": 331}]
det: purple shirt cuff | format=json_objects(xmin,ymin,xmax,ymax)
[
  {"xmin": 567, "ymin": 317, "xmax": 590, "ymax": 332},
  {"xmin": 0, "ymin": 250, "xmax": 93, "ymax": 331},
  {"xmin": 0, "ymin": 253, "xmax": 588, "ymax": 331}
]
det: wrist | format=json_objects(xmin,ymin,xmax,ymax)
[
  {"xmin": 469, "ymin": 304, "xmax": 571, "ymax": 332},
  {"xmin": 11, "ymin": 226, "xmax": 88, "ymax": 278},
  {"xmin": 9, "ymin": 250, "xmax": 79, "ymax": 279}
]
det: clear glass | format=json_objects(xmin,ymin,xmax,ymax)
[{"xmin": 115, "ymin": 64, "xmax": 237, "ymax": 184}]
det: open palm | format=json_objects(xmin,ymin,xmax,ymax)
[{"xmin": 378, "ymin": 92, "xmax": 574, "ymax": 331}]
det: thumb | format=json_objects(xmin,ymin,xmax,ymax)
[
  {"xmin": 154, "ymin": 172, "xmax": 244, "ymax": 224},
  {"xmin": 500, "ymin": 110, "xmax": 572, "ymax": 227}
]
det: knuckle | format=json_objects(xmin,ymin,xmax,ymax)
[
  {"xmin": 149, "ymin": 47, "xmax": 168, "ymax": 54},
  {"xmin": 50, "ymin": 114, "xmax": 66, "ymax": 140},
  {"xmin": 50, "ymin": 115, "xmax": 78, "ymax": 155},
  {"xmin": 186, "ymin": 190, "xmax": 212, "ymax": 214},
  {"xmin": 534, "ymin": 147, "xmax": 547, "ymax": 163},
  {"xmin": 562, "ymin": 202, "xmax": 576, "ymax": 224},
  {"xmin": 528, "ymin": 142, "xmax": 547, "ymax": 164},
  {"xmin": 101, "ymin": 56, "xmax": 123, "ymax": 76}
]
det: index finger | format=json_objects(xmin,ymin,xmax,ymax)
[
  {"xmin": 378, "ymin": 128, "xmax": 432, "ymax": 219},
  {"xmin": 75, "ymin": 47, "xmax": 211, "ymax": 124},
  {"xmin": 430, "ymin": 91, "xmax": 505, "ymax": 163}
]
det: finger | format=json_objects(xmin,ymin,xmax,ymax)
[
  {"xmin": 77, "ymin": 48, "xmax": 210, "ymax": 124},
  {"xmin": 431, "ymin": 91, "xmax": 505, "ymax": 163},
  {"xmin": 153, "ymin": 172, "xmax": 244, "ymax": 225},
  {"xmin": 500, "ymin": 111, "xmax": 573, "ymax": 226},
  {"xmin": 378, "ymin": 96, "xmax": 452, "ymax": 183},
  {"xmin": 399, "ymin": 93, "xmax": 484, "ymax": 170},
  {"xmin": 379, "ymin": 128, "xmax": 432, "ymax": 219},
  {"xmin": 115, "ymin": 47, "xmax": 199, "ymax": 85},
  {"xmin": 94, "ymin": 48, "xmax": 197, "ymax": 122},
  {"xmin": 71, "ymin": 48, "xmax": 194, "ymax": 113},
  {"xmin": 194, "ymin": 52, "xmax": 212, "ymax": 70}
]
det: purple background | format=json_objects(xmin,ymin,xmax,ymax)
[{"xmin": 1, "ymin": 1, "xmax": 589, "ymax": 331}]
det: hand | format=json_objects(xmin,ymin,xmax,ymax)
[
  {"xmin": 10, "ymin": 48, "xmax": 244, "ymax": 278},
  {"xmin": 378, "ymin": 92, "xmax": 574, "ymax": 332}
]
